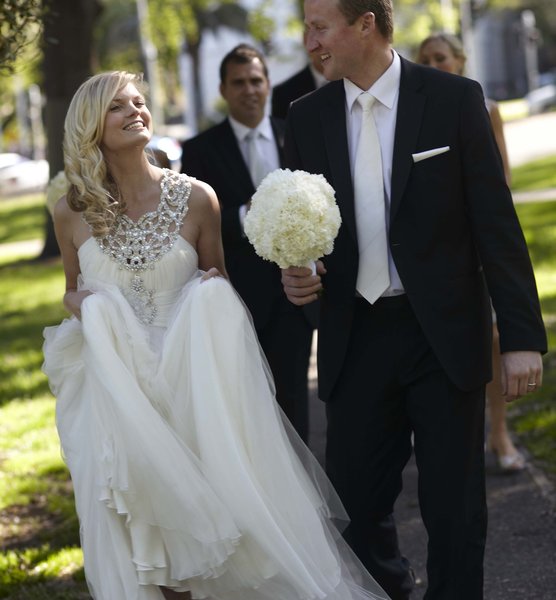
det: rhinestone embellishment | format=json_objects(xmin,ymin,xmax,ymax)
[{"xmin": 96, "ymin": 170, "xmax": 191, "ymax": 324}]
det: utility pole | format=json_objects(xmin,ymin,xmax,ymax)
[
  {"xmin": 460, "ymin": 0, "xmax": 478, "ymax": 79},
  {"xmin": 136, "ymin": 0, "xmax": 164, "ymax": 131}
]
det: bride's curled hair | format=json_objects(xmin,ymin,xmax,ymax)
[{"xmin": 63, "ymin": 71, "xmax": 147, "ymax": 237}]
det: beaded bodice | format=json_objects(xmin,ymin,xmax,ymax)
[
  {"xmin": 94, "ymin": 170, "xmax": 192, "ymax": 325},
  {"xmin": 97, "ymin": 169, "xmax": 191, "ymax": 270}
]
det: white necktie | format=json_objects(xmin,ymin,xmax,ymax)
[
  {"xmin": 353, "ymin": 93, "xmax": 390, "ymax": 304},
  {"xmin": 245, "ymin": 129, "xmax": 268, "ymax": 188}
]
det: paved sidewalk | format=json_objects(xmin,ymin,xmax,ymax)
[
  {"xmin": 307, "ymin": 335, "xmax": 556, "ymax": 600},
  {"xmin": 505, "ymin": 112, "xmax": 556, "ymax": 167},
  {"xmin": 513, "ymin": 187, "xmax": 556, "ymax": 204}
]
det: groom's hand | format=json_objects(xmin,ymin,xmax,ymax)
[
  {"xmin": 500, "ymin": 350, "xmax": 543, "ymax": 401},
  {"xmin": 281, "ymin": 261, "xmax": 325, "ymax": 305}
]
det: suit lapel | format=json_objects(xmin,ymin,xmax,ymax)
[
  {"xmin": 321, "ymin": 82, "xmax": 358, "ymax": 244},
  {"xmin": 270, "ymin": 117, "xmax": 286, "ymax": 167},
  {"xmin": 218, "ymin": 119, "xmax": 255, "ymax": 193},
  {"xmin": 390, "ymin": 58, "xmax": 426, "ymax": 222}
]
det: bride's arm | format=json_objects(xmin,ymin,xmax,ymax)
[
  {"xmin": 53, "ymin": 197, "xmax": 93, "ymax": 319},
  {"xmin": 183, "ymin": 180, "xmax": 228, "ymax": 278}
]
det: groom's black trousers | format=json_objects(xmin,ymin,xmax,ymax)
[{"xmin": 325, "ymin": 295, "xmax": 487, "ymax": 600}]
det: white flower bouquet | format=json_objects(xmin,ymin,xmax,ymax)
[
  {"xmin": 45, "ymin": 170, "xmax": 69, "ymax": 216},
  {"xmin": 244, "ymin": 169, "xmax": 341, "ymax": 269}
]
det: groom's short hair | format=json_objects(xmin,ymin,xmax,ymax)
[{"xmin": 337, "ymin": 0, "xmax": 394, "ymax": 42}]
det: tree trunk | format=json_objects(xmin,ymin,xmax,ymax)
[{"xmin": 39, "ymin": 0, "xmax": 101, "ymax": 260}]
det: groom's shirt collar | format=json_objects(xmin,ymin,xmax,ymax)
[{"xmin": 344, "ymin": 50, "xmax": 401, "ymax": 112}]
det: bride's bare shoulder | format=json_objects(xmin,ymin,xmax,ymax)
[
  {"xmin": 187, "ymin": 177, "xmax": 220, "ymax": 214},
  {"xmin": 53, "ymin": 195, "xmax": 80, "ymax": 225}
]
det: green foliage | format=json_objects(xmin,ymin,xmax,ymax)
[
  {"xmin": 394, "ymin": 0, "xmax": 456, "ymax": 53},
  {"xmin": 248, "ymin": 0, "xmax": 276, "ymax": 44},
  {"xmin": 144, "ymin": 0, "xmax": 250, "ymax": 72},
  {"xmin": 94, "ymin": 0, "xmax": 142, "ymax": 72},
  {"xmin": 0, "ymin": 0, "xmax": 43, "ymax": 74}
]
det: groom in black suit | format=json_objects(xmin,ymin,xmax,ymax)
[
  {"xmin": 181, "ymin": 44, "xmax": 314, "ymax": 441},
  {"xmin": 282, "ymin": 1, "xmax": 546, "ymax": 599}
]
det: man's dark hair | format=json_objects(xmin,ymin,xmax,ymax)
[{"xmin": 219, "ymin": 44, "xmax": 269, "ymax": 84}]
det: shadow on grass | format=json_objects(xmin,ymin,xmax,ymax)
[
  {"xmin": 1, "ymin": 457, "xmax": 88, "ymax": 598},
  {"xmin": 0, "ymin": 554, "xmax": 89, "ymax": 600}
]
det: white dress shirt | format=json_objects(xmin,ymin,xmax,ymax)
[{"xmin": 344, "ymin": 51, "xmax": 404, "ymax": 296}]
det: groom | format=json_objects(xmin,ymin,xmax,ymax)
[{"xmin": 281, "ymin": 1, "xmax": 546, "ymax": 599}]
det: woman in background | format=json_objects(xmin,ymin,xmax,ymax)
[{"xmin": 417, "ymin": 32, "xmax": 524, "ymax": 472}]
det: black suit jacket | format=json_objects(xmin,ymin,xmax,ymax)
[
  {"xmin": 181, "ymin": 117, "xmax": 315, "ymax": 330},
  {"xmin": 285, "ymin": 57, "xmax": 546, "ymax": 401},
  {"xmin": 272, "ymin": 65, "xmax": 317, "ymax": 119}
]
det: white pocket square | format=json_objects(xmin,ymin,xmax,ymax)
[{"xmin": 412, "ymin": 146, "xmax": 450, "ymax": 163}]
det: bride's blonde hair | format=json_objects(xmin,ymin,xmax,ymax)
[{"xmin": 63, "ymin": 71, "xmax": 147, "ymax": 237}]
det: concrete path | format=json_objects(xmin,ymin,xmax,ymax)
[{"xmin": 505, "ymin": 111, "xmax": 556, "ymax": 167}]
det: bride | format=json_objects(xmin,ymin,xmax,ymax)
[{"xmin": 43, "ymin": 70, "xmax": 390, "ymax": 600}]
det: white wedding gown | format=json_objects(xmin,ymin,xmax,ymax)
[{"xmin": 43, "ymin": 170, "xmax": 389, "ymax": 600}]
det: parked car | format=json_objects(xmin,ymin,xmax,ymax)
[
  {"xmin": 526, "ymin": 72, "xmax": 556, "ymax": 115},
  {"xmin": 0, "ymin": 153, "xmax": 49, "ymax": 198}
]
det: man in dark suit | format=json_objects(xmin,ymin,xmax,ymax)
[
  {"xmin": 271, "ymin": 51, "xmax": 327, "ymax": 119},
  {"xmin": 281, "ymin": 1, "xmax": 546, "ymax": 599},
  {"xmin": 181, "ymin": 44, "xmax": 314, "ymax": 441}
]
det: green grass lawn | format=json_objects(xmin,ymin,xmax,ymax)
[
  {"xmin": 0, "ymin": 196, "xmax": 47, "ymax": 246},
  {"xmin": 510, "ymin": 200, "xmax": 556, "ymax": 475},
  {"xmin": 0, "ymin": 163, "xmax": 555, "ymax": 597},
  {"xmin": 0, "ymin": 257, "xmax": 90, "ymax": 598},
  {"xmin": 512, "ymin": 155, "xmax": 556, "ymax": 192}
]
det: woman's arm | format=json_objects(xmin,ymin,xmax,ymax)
[
  {"xmin": 53, "ymin": 197, "xmax": 92, "ymax": 319},
  {"xmin": 183, "ymin": 180, "xmax": 228, "ymax": 277},
  {"xmin": 487, "ymin": 100, "xmax": 512, "ymax": 186}
]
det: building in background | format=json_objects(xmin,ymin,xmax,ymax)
[
  {"xmin": 178, "ymin": 0, "xmax": 305, "ymax": 136},
  {"xmin": 473, "ymin": 8, "xmax": 539, "ymax": 101}
]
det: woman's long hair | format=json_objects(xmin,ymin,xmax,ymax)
[{"xmin": 63, "ymin": 71, "xmax": 146, "ymax": 237}]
